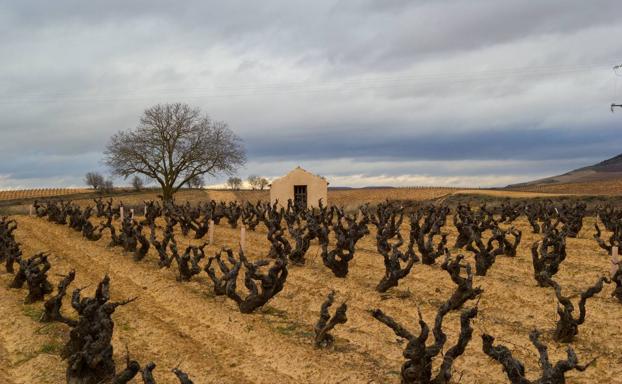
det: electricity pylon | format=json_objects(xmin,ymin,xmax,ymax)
[{"xmin": 613, "ymin": 64, "xmax": 622, "ymax": 112}]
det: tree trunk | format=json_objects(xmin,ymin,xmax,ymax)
[{"xmin": 161, "ymin": 185, "xmax": 174, "ymax": 202}]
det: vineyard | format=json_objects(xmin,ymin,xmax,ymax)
[
  {"xmin": 1, "ymin": 196, "xmax": 621, "ymax": 383},
  {"xmin": 0, "ymin": 187, "xmax": 565, "ymax": 215},
  {"xmin": 0, "ymin": 189, "xmax": 93, "ymax": 202}
]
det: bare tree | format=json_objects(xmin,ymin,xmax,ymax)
[
  {"xmin": 100, "ymin": 179, "xmax": 114, "ymax": 194},
  {"xmin": 227, "ymin": 177, "xmax": 242, "ymax": 190},
  {"xmin": 247, "ymin": 175, "xmax": 260, "ymax": 190},
  {"xmin": 104, "ymin": 103, "xmax": 246, "ymax": 201},
  {"xmin": 131, "ymin": 175, "xmax": 144, "ymax": 192},
  {"xmin": 248, "ymin": 175, "xmax": 269, "ymax": 190},
  {"xmin": 187, "ymin": 175, "xmax": 205, "ymax": 189},
  {"xmin": 258, "ymin": 177, "xmax": 269, "ymax": 190},
  {"xmin": 84, "ymin": 172, "xmax": 104, "ymax": 190}
]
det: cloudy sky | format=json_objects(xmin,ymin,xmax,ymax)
[{"xmin": 1, "ymin": 0, "xmax": 621, "ymax": 189}]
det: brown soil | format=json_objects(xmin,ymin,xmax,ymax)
[{"xmin": 1, "ymin": 214, "xmax": 621, "ymax": 383}]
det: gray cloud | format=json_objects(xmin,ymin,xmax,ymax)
[
  {"xmin": 246, "ymin": 123, "xmax": 622, "ymax": 162},
  {"xmin": 1, "ymin": 1, "xmax": 621, "ymax": 189}
]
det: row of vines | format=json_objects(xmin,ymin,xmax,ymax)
[{"xmin": 1, "ymin": 197, "xmax": 621, "ymax": 383}]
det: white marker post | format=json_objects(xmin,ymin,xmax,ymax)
[
  {"xmin": 29, "ymin": 204, "xmax": 34, "ymax": 216},
  {"xmin": 240, "ymin": 225, "xmax": 247, "ymax": 254},
  {"xmin": 208, "ymin": 219, "xmax": 214, "ymax": 244},
  {"xmin": 130, "ymin": 208, "xmax": 135, "ymax": 219},
  {"xmin": 144, "ymin": 204, "xmax": 147, "ymax": 216},
  {"xmin": 119, "ymin": 206, "xmax": 124, "ymax": 221},
  {"xmin": 612, "ymin": 246, "xmax": 619, "ymax": 277}
]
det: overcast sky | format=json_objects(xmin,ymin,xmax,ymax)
[{"xmin": 1, "ymin": 0, "xmax": 621, "ymax": 189}]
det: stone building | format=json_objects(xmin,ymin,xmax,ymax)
[{"xmin": 269, "ymin": 167, "xmax": 328, "ymax": 208}]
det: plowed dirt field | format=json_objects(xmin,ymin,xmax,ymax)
[{"xmin": 1, "ymin": 214, "xmax": 620, "ymax": 383}]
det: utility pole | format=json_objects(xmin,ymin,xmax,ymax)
[{"xmin": 613, "ymin": 64, "xmax": 622, "ymax": 112}]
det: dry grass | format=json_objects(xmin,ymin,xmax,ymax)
[
  {"xmin": 328, "ymin": 188, "xmax": 455, "ymax": 209},
  {"xmin": 0, "ymin": 213, "xmax": 620, "ymax": 383},
  {"xmin": 455, "ymin": 189, "xmax": 567, "ymax": 198},
  {"xmin": 509, "ymin": 179, "xmax": 622, "ymax": 195}
]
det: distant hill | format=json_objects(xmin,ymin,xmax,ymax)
[{"xmin": 507, "ymin": 153, "xmax": 622, "ymax": 189}]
